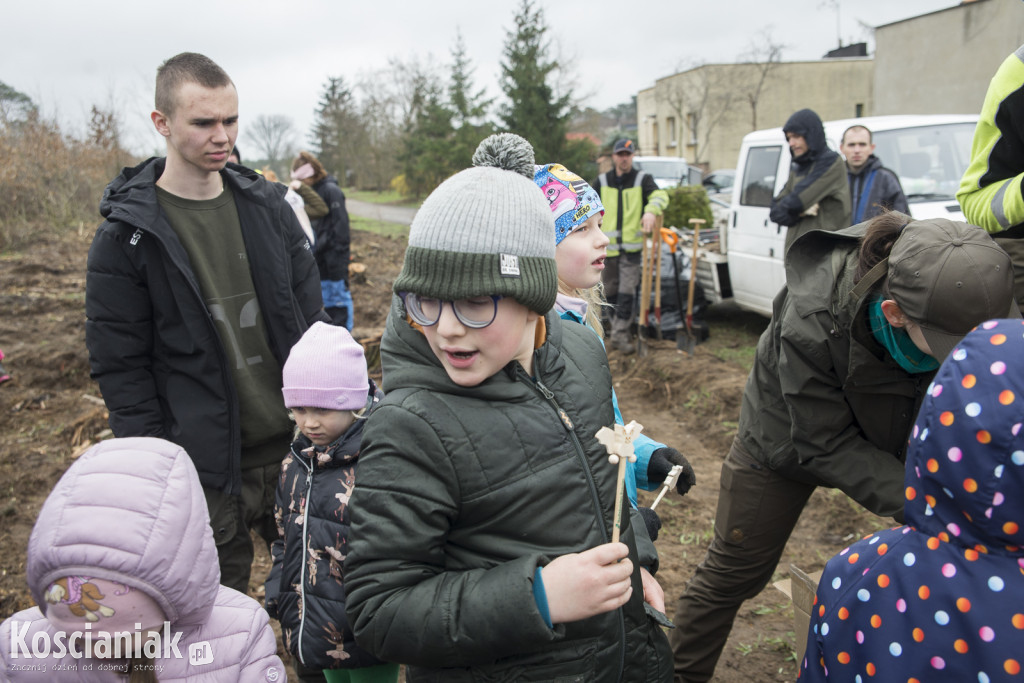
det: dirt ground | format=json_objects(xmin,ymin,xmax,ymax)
[{"xmin": 0, "ymin": 226, "xmax": 886, "ymax": 681}]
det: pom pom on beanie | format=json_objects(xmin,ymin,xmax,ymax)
[{"xmin": 471, "ymin": 133, "xmax": 536, "ymax": 179}]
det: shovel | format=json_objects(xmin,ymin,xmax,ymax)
[
  {"xmin": 681, "ymin": 218, "xmax": 706, "ymax": 356},
  {"xmin": 637, "ymin": 236, "xmax": 652, "ymax": 356},
  {"xmin": 652, "ymin": 215, "xmax": 663, "ymax": 339},
  {"xmin": 660, "ymin": 227, "xmax": 688, "ymax": 352}
]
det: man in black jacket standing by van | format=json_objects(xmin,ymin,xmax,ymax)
[
  {"xmin": 841, "ymin": 124, "xmax": 908, "ymax": 224},
  {"xmin": 769, "ymin": 108, "xmax": 850, "ymax": 255},
  {"xmin": 85, "ymin": 52, "xmax": 328, "ymax": 594}
]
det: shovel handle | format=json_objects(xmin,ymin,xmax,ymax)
[{"xmin": 685, "ymin": 219, "xmax": 703, "ymax": 330}]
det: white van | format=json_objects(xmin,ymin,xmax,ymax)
[
  {"xmin": 632, "ymin": 156, "xmax": 704, "ymax": 189},
  {"xmin": 698, "ymin": 114, "xmax": 979, "ymax": 317}
]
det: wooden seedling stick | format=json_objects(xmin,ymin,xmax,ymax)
[
  {"xmin": 649, "ymin": 464, "xmax": 684, "ymax": 511},
  {"xmin": 595, "ymin": 421, "xmax": 644, "ymax": 543}
]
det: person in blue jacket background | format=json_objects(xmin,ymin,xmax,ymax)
[{"xmin": 801, "ymin": 317, "xmax": 1024, "ymax": 682}]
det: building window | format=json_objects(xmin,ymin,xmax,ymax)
[
  {"xmin": 855, "ymin": 103, "xmax": 864, "ymax": 118},
  {"xmin": 652, "ymin": 121, "xmax": 659, "ymax": 152},
  {"xmin": 667, "ymin": 116, "xmax": 677, "ymax": 147}
]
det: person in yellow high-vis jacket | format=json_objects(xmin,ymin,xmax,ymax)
[
  {"xmin": 592, "ymin": 139, "xmax": 669, "ymax": 353},
  {"xmin": 958, "ymin": 44, "xmax": 1024, "ymax": 305}
]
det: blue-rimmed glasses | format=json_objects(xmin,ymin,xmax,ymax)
[{"xmin": 400, "ymin": 292, "xmax": 503, "ymax": 329}]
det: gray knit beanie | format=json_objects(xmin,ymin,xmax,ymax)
[{"xmin": 392, "ymin": 134, "xmax": 558, "ymax": 314}]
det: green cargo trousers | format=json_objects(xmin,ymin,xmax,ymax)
[{"xmin": 668, "ymin": 440, "xmax": 815, "ymax": 683}]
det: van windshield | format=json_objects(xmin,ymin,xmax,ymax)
[
  {"xmin": 871, "ymin": 123, "xmax": 976, "ymax": 202},
  {"xmin": 634, "ymin": 160, "xmax": 688, "ymax": 182}
]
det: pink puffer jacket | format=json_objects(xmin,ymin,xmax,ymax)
[{"xmin": 0, "ymin": 437, "xmax": 285, "ymax": 682}]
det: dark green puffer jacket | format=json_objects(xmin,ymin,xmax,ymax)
[{"xmin": 343, "ymin": 301, "xmax": 672, "ymax": 682}]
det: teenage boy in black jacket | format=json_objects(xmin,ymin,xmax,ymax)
[{"xmin": 85, "ymin": 52, "xmax": 328, "ymax": 594}]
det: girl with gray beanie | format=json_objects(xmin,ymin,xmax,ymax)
[{"xmin": 342, "ymin": 135, "xmax": 673, "ymax": 681}]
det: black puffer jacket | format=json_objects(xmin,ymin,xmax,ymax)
[
  {"xmin": 847, "ymin": 154, "xmax": 909, "ymax": 223},
  {"xmin": 85, "ymin": 157, "xmax": 328, "ymax": 495},
  {"xmin": 265, "ymin": 382, "xmax": 385, "ymax": 671},
  {"xmin": 344, "ymin": 304, "xmax": 672, "ymax": 681},
  {"xmin": 310, "ymin": 175, "xmax": 350, "ymax": 281}
]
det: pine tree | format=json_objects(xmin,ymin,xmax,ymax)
[
  {"xmin": 449, "ymin": 31, "xmax": 494, "ymax": 169},
  {"xmin": 498, "ymin": 0, "xmax": 572, "ymax": 163},
  {"xmin": 399, "ymin": 68, "xmax": 455, "ymax": 197},
  {"xmin": 309, "ymin": 76, "xmax": 361, "ymax": 184}
]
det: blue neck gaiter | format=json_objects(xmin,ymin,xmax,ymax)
[{"xmin": 868, "ymin": 297, "xmax": 940, "ymax": 374}]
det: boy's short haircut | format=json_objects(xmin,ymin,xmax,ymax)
[
  {"xmin": 155, "ymin": 52, "xmax": 234, "ymax": 116},
  {"xmin": 841, "ymin": 124, "xmax": 873, "ymax": 144}
]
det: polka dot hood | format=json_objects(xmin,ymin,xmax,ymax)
[{"xmin": 800, "ymin": 318, "xmax": 1024, "ymax": 682}]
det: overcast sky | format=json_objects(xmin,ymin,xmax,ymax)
[{"xmin": 5, "ymin": 0, "xmax": 959, "ymax": 157}]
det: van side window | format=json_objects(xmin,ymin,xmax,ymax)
[{"xmin": 740, "ymin": 146, "xmax": 782, "ymax": 208}]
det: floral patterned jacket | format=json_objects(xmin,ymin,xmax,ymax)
[{"xmin": 265, "ymin": 380, "xmax": 385, "ymax": 670}]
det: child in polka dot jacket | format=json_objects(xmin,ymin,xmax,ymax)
[{"xmin": 800, "ymin": 318, "xmax": 1024, "ymax": 682}]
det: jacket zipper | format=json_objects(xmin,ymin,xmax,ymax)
[
  {"xmin": 114, "ymin": 212, "xmax": 244, "ymax": 493},
  {"xmin": 295, "ymin": 456, "xmax": 314, "ymax": 665},
  {"xmin": 517, "ymin": 368, "xmax": 627, "ymax": 683}
]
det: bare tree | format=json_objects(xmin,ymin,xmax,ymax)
[
  {"xmin": 738, "ymin": 30, "xmax": 786, "ymax": 131},
  {"xmin": 356, "ymin": 66, "xmax": 406, "ymax": 191},
  {"xmin": 244, "ymin": 114, "xmax": 296, "ymax": 171},
  {"xmin": 657, "ymin": 62, "xmax": 736, "ymax": 167}
]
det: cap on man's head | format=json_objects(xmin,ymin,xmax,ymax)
[
  {"xmin": 612, "ymin": 139, "xmax": 636, "ymax": 154},
  {"xmin": 887, "ymin": 218, "xmax": 1018, "ymax": 360}
]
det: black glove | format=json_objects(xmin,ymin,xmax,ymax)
[
  {"xmin": 637, "ymin": 506, "xmax": 662, "ymax": 543},
  {"xmin": 647, "ymin": 447, "xmax": 696, "ymax": 496}
]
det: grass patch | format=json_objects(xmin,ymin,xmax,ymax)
[
  {"xmin": 701, "ymin": 302, "xmax": 769, "ymax": 373},
  {"xmin": 345, "ymin": 188, "xmax": 421, "ymax": 207},
  {"xmin": 351, "ymin": 215, "xmax": 410, "ymax": 239},
  {"xmin": 710, "ymin": 345, "xmax": 758, "ymax": 370}
]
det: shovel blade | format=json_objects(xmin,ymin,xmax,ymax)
[
  {"xmin": 679, "ymin": 319, "xmax": 697, "ymax": 355},
  {"xmin": 679, "ymin": 332, "xmax": 696, "ymax": 355}
]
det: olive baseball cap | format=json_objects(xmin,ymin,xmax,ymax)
[{"xmin": 888, "ymin": 218, "xmax": 1018, "ymax": 360}]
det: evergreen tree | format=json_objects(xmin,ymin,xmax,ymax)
[
  {"xmin": 0, "ymin": 80, "xmax": 37, "ymax": 128},
  {"xmin": 399, "ymin": 68, "xmax": 455, "ymax": 197},
  {"xmin": 309, "ymin": 76, "xmax": 361, "ymax": 184},
  {"xmin": 498, "ymin": 0, "xmax": 572, "ymax": 163},
  {"xmin": 449, "ymin": 31, "xmax": 494, "ymax": 169}
]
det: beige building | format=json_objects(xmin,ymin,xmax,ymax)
[
  {"xmin": 875, "ymin": 0, "xmax": 1024, "ymax": 115},
  {"xmin": 636, "ymin": 0, "xmax": 1022, "ymax": 174},
  {"xmin": 637, "ymin": 59, "xmax": 873, "ymax": 173}
]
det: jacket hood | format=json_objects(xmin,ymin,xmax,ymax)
[
  {"xmin": 784, "ymin": 221, "xmax": 867, "ymax": 318},
  {"xmin": 904, "ymin": 318, "xmax": 1024, "ymax": 555},
  {"xmin": 99, "ymin": 156, "xmax": 287, "ymax": 224},
  {"xmin": 783, "ymin": 108, "xmax": 828, "ymax": 161},
  {"xmin": 26, "ymin": 437, "xmax": 221, "ymax": 628},
  {"xmin": 848, "ymin": 154, "xmax": 884, "ymax": 176},
  {"xmin": 316, "ymin": 174, "xmax": 340, "ymax": 189}
]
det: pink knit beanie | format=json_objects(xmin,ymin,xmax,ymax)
[{"xmin": 282, "ymin": 322, "xmax": 369, "ymax": 410}]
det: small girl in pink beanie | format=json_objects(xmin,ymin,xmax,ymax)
[{"xmin": 263, "ymin": 322, "xmax": 397, "ymax": 683}]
